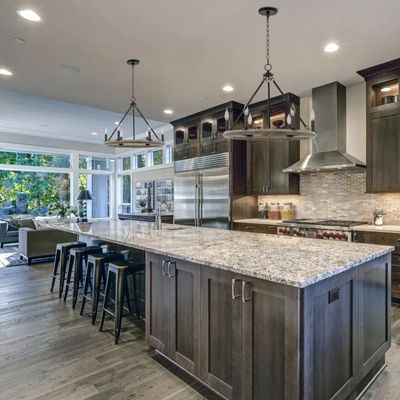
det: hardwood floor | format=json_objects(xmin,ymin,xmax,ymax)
[
  {"xmin": 0, "ymin": 257, "xmax": 220, "ymax": 400},
  {"xmin": 0, "ymin": 248, "xmax": 399, "ymax": 400}
]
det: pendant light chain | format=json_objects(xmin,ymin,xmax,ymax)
[
  {"xmin": 131, "ymin": 63, "xmax": 136, "ymax": 103},
  {"xmin": 264, "ymin": 13, "xmax": 272, "ymax": 72}
]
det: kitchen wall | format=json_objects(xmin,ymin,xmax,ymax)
[
  {"xmin": 258, "ymin": 81, "xmax": 400, "ymax": 224},
  {"xmin": 259, "ymin": 171, "xmax": 400, "ymax": 224}
]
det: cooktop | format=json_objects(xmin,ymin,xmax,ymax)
[{"xmin": 282, "ymin": 219, "xmax": 368, "ymax": 228}]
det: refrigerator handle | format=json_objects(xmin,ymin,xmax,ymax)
[{"xmin": 195, "ymin": 173, "xmax": 200, "ymax": 227}]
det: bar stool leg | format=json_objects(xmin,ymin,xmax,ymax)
[
  {"xmin": 58, "ymin": 247, "xmax": 69, "ymax": 298},
  {"xmin": 99, "ymin": 270, "xmax": 112, "ymax": 332},
  {"xmin": 50, "ymin": 248, "xmax": 61, "ymax": 292},
  {"xmin": 63, "ymin": 252, "xmax": 75, "ymax": 302},
  {"xmin": 125, "ymin": 273, "xmax": 133, "ymax": 315},
  {"xmin": 91, "ymin": 260, "xmax": 103, "ymax": 325},
  {"xmin": 72, "ymin": 253, "xmax": 83, "ymax": 309},
  {"xmin": 115, "ymin": 269, "xmax": 125, "ymax": 345},
  {"xmin": 80, "ymin": 261, "xmax": 92, "ymax": 316}
]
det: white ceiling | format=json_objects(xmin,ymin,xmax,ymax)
[
  {"xmin": 0, "ymin": 0, "xmax": 399, "ymax": 127},
  {"xmin": 0, "ymin": 89, "xmax": 166, "ymax": 143}
]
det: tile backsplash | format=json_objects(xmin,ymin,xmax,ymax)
[{"xmin": 259, "ymin": 171, "xmax": 400, "ymax": 224}]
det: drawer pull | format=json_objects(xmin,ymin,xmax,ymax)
[
  {"xmin": 242, "ymin": 281, "xmax": 251, "ymax": 302},
  {"xmin": 231, "ymin": 278, "xmax": 240, "ymax": 300},
  {"xmin": 162, "ymin": 260, "xmax": 170, "ymax": 277}
]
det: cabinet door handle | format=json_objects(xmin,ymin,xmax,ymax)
[
  {"xmin": 242, "ymin": 281, "xmax": 251, "ymax": 303},
  {"xmin": 231, "ymin": 278, "xmax": 240, "ymax": 300},
  {"xmin": 168, "ymin": 261, "xmax": 176, "ymax": 278},
  {"xmin": 162, "ymin": 260, "xmax": 170, "ymax": 277}
]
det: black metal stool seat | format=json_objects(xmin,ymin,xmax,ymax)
[
  {"xmin": 63, "ymin": 246, "xmax": 103, "ymax": 306},
  {"xmin": 99, "ymin": 260, "xmax": 145, "ymax": 344},
  {"xmin": 50, "ymin": 241, "xmax": 87, "ymax": 298},
  {"xmin": 80, "ymin": 252, "xmax": 125, "ymax": 325}
]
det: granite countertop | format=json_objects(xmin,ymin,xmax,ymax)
[
  {"xmin": 234, "ymin": 218, "xmax": 283, "ymax": 225},
  {"xmin": 353, "ymin": 224, "xmax": 400, "ymax": 234},
  {"xmin": 50, "ymin": 220, "xmax": 393, "ymax": 288}
]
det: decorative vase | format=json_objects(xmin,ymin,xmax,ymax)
[{"xmin": 374, "ymin": 215, "xmax": 384, "ymax": 226}]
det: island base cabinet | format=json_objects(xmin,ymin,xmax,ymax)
[
  {"xmin": 145, "ymin": 252, "xmax": 391, "ymax": 400},
  {"xmin": 145, "ymin": 253, "xmax": 201, "ymax": 375}
]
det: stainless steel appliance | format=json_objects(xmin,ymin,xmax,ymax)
[
  {"xmin": 174, "ymin": 153, "xmax": 230, "ymax": 229},
  {"xmin": 277, "ymin": 219, "xmax": 367, "ymax": 241}
]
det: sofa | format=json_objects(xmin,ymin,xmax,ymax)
[
  {"xmin": 0, "ymin": 221, "xmax": 19, "ymax": 247},
  {"xmin": 19, "ymin": 227, "xmax": 77, "ymax": 265}
]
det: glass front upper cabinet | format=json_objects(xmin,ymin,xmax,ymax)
[{"xmin": 371, "ymin": 79, "xmax": 399, "ymax": 108}]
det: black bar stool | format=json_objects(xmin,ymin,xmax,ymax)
[
  {"xmin": 63, "ymin": 246, "xmax": 103, "ymax": 306},
  {"xmin": 50, "ymin": 241, "xmax": 87, "ymax": 298},
  {"xmin": 80, "ymin": 252, "xmax": 125, "ymax": 325},
  {"xmin": 99, "ymin": 260, "xmax": 145, "ymax": 344}
]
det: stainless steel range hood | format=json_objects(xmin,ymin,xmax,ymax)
[{"xmin": 284, "ymin": 81, "xmax": 366, "ymax": 173}]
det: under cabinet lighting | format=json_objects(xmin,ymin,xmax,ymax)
[
  {"xmin": 381, "ymin": 87, "xmax": 391, "ymax": 92},
  {"xmin": 17, "ymin": 9, "xmax": 41, "ymax": 22}
]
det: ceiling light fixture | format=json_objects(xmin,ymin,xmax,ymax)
[
  {"xmin": 0, "ymin": 68, "xmax": 13, "ymax": 76},
  {"xmin": 380, "ymin": 87, "xmax": 391, "ymax": 92},
  {"xmin": 104, "ymin": 59, "xmax": 164, "ymax": 148},
  {"xmin": 17, "ymin": 9, "xmax": 41, "ymax": 22},
  {"xmin": 324, "ymin": 42, "xmax": 339, "ymax": 53},
  {"xmin": 163, "ymin": 109, "xmax": 174, "ymax": 115},
  {"xmin": 91, "ymin": 132, "xmax": 98, "ymax": 136},
  {"xmin": 222, "ymin": 84, "xmax": 234, "ymax": 92},
  {"xmin": 223, "ymin": 7, "xmax": 316, "ymax": 142}
]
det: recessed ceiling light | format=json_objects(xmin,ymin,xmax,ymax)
[
  {"xmin": 0, "ymin": 68, "xmax": 13, "ymax": 76},
  {"xmin": 163, "ymin": 109, "xmax": 174, "ymax": 115},
  {"xmin": 90, "ymin": 132, "xmax": 98, "ymax": 136},
  {"xmin": 17, "ymin": 9, "xmax": 41, "ymax": 22},
  {"xmin": 324, "ymin": 42, "xmax": 339, "ymax": 53},
  {"xmin": 222, "ymin": 84, "xmax": 234, "ymax": 92},
  {"xmin": 114, "ymin": 121, "xmax": 119, "ymax": 125},
  {"xmin": 381, "ymin": 87, "xmax": 391, "ymax": 92}
]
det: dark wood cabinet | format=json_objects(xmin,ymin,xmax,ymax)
[
  {"xmin": 146, "ymin": 253, "xmax": 201, "ymax": 374},
  {"xmin": 171, "ymin": 101, "xmax": 244, "ymax": 161},
  {"xmin": 353, "ymin": 229, "xmax": 400, "ymax": 301},
  {"xmin": 358, "ymin": 58, "xmax": 400, "ymax": 193},
  {"xmin": 368, "ymin": 112, "xmax": 400, "ymax": 192},
  {"xmin": 146, "ymin": 251, "xmax": 391, "ymax": 400},
  {"xmin": 199, "ymin": 268, "xmax": 241, "ymax": 399},
  {"xmin": 247, "ymin": 94, "xmax": 300, "ymax": 195}
]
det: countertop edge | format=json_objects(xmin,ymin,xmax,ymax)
[{"xmin": 52, "ymin": 223, "xmax": 394, "ymax": 289}]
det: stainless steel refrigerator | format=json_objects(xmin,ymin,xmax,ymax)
[{"xmin": 174, "ymin": 153, "xmax": 230, "ymax": 229}]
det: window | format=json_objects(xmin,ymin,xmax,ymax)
[
  {"xmin": 0, "ymin": 170, "xmax": 70, "ymax": 216},
  {"xmin": 79, "ymin": 155, "xmax": 114, "ymax": 171},
  {"xmin": 150, "ymin": 149, "xmax": 163, "ymax": 166},
  {"xmin": 122, "ymin": 156, "xmax": 131, "ymax": 171},
  {"xmin": 0, "ymin": 150, "xmax": 70, "ymax": 168},
  {"xmin": 166, "ymin": 145, "xmax": 174, "ymax": 164},
  {"xmin": 79, "ymin": 174, "xmax": 110, "ymax": 218},
  {"xmin": 135, "ymin": 153, "xmax": 146, "ymax": 169},
  {"xmin": 117, "ymin": 174, "xmax": 131, "ymax": 213}
]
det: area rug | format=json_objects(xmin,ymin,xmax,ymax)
[{"xmin": 0, "ymin": 252, "xmax": 27, "ymax": 267}]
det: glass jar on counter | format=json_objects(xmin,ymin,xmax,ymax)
[
  {"xmin": 268, "ymin": 203, "xmax": 281, "ymax": 220},
  {"xmin": 258, "ymin": 202, "xmax": 266, "ymax": 219},
  {"xmin": 281, "ymin": 202, "xmax": 296, "ymax": 221}
]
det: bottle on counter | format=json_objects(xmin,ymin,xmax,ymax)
[
  {"xmin": 268, "ymin": 203, "xmax": 281, "ymax": 220},
  {"xmin": 281, "ymin": 202, "xmax": 296, "ymax": 221},
  {"xmin": 258, "ymin": 202, "xmax": 266, "ymax": 219}
]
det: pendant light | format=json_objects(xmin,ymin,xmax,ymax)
[
  {"xmin": 104, "ymin": 59, "xmax": 164, "ymax": 148},
  {"xmin": 223, "ymin": 7, "xmax": 316, "ymax": 141}
]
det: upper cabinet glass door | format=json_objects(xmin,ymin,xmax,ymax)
[{"xmin": 371, "ymin": 79, "xmax": 399, "ymax": 108}]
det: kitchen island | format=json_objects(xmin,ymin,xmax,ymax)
[{"xmin": 52, "ymin": 220, "xmax": 393, "ymax": 400}]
